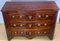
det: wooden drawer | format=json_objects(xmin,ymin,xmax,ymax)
[
  {"xmin": 7, "ymin": 28, "xmax": 50, "ymax": 37},
  {"xmin": 7, "ymin": 20, "xmax": 54, "ymax": 29},
  {"xmin": 5, "ymin": 10, "xmax": 56, "ymax": 22}
]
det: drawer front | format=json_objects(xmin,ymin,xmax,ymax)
[
  {"xmin": 7, "ymin": 21, "xmax": 54, "ymax": 29},
  {"xmin": 5, "ymin": 10, "xmax": 56, "ymax": 22},
  {"xmin": 7, "ymin": 28, "xmax": 50, "ymax": 37}
]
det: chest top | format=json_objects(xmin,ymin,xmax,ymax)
[{"xmin": 1, "ymin": 1, "xmax": 59, "ymax": 12}]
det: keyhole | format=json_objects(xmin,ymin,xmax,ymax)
[
  {"xmin": 29, "ymin": 24, "xmax": 32, "ymax": 28},
  {"xmin": 29, "ymin": 16, "xmax": 32, "ymax": 20},
  {"xmin": 29, "ymin": 32, "xmax": 31, "ymax": 35}
]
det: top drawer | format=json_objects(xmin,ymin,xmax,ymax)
[{"xmin": 4, "ymin": 10, "xmax": 56, "ymax": 21}]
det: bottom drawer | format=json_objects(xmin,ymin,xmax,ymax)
[{"xmin": 7, "ymin": 28, "xmax": 50, "ymax": 37}]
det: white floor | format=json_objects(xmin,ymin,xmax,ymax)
[{"xmin": 0, "ymin": 23, "xmax": 60, "ymax": 41}]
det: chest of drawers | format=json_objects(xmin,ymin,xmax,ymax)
[{"xmin": 1, "ymin": 1, "xmax": 59, "ymax": 41}]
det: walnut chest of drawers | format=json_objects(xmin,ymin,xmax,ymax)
[{"xmin": 1, "ymin": 1, "xmax": 59, "ymax": 41}]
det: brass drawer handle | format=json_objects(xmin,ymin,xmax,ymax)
[
  {"xmin": 20, "ymin": 24, "xmax": 23, "ymax": 27},
  {"xmin": 13, "ymin": 24, "xmax": 16, "ymax": 27},
  {"xmin": 12, "ymin": 16, "xmax": 15, "ymax": 18},
  {"xmin": 44, "ymin": 31, "xmax": 47, "ymax": 34},
  {"xmin": 15, "ymin": 32, "xmax": 17, "ymax": 34},
  {"xmin": 21, "ymin": 32, "xmax": 24, "ymax": 34},
  {"xmin": 38, "ymin": 23, "xmax": 41, "ymax": 26},
  {"xmin": 46, "ymin": 15, "xmax": 48, "ymax": 18},
  {"xmin": 38, "ymin": 31, "xmax": 40, "ymax": 34},
  {"xmin": 19, "ymin": 15, "xmax": 22, "ymax": 18},
  {"xmin": 38, "ymin": 15, "xmax": 41, "ymax": 18},
  {"xmin": 44, "ymin": 23, "xmax": 47, "ymax": 26},
  {"xmin": 29, "ymin": 24, "xmax": 32, "ymax": 28}
]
